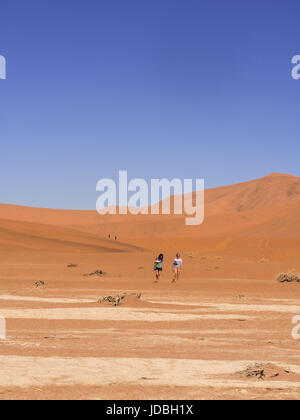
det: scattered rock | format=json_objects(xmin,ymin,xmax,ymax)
[{"xmin": 67, "ymin": 264, "xmax": 78, "ymax": 268}]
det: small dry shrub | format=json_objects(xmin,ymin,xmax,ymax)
[
  {"xmin": 34, "ymin": 280, "xmax": 46, "ymax": 287},
  {"xmin": 276, "ymin": 272, "xmax": 300, "ymax": 283},
  {"xmin": 83, "ymin": 269, "xmax": 106, "ymax": 277}
]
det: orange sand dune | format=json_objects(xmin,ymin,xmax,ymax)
[
  {"xmin": 0, "ymin": 218, "xmax": 141, "ymax": 254},
  {"xmin": 1, "ymin": 173, "xmax": 300, "ymax": 257},
  {"xmin": 205, "ymin": 173, "xmax": 300, "ymax": 215},
  {"xmin": 1, "ymin": 173, "xmax": 300, "ymax": 400}
]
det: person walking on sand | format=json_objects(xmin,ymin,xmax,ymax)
[
  {"xmin": 172, "ymin": 253, "xmax": 183, "ymax": 283},
  {"xmin": 154, "ymin": 253, "xmax": 164, "ymax": 282}
]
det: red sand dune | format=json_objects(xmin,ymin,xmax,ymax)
[
  {"xmin": 1, "ymin": 173, "xmax": 299, "ymax": 257},
  {"xmin": 0, "ymin": 218, "xmax": 141, "ymax": 254},
  {"xmin": 1, "ymin": 173, "xmax": 300, "ymax": 400}
]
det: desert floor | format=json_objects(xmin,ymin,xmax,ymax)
[
  {"xmin": 1, "ymin": 174, "xmax": 300, "ymax": 400},
  {"xmin": 0, "ymin": 248, "xmax": 300, "ymax": 400}
]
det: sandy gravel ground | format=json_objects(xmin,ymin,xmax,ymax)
[
  {"xmin": 1, "ymin": 173, "xmax": 300, "ymax": 399},
  {"xmin": 0, "ymin": 254, "xmax": 300, "ymax": 400}
]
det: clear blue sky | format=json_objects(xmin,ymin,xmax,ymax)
[{"xmin": 0, "ymin": 0, "xmax": 300, "ymax": 209}]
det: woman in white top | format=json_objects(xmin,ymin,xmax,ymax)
[{"xmin": 172, "ymin": 253, "xmax": 183, "ymax": 283}]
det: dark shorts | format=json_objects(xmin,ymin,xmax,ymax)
[{"xmin": 155, "ymin": 267, "xmax": 162, "ymax": 272}]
